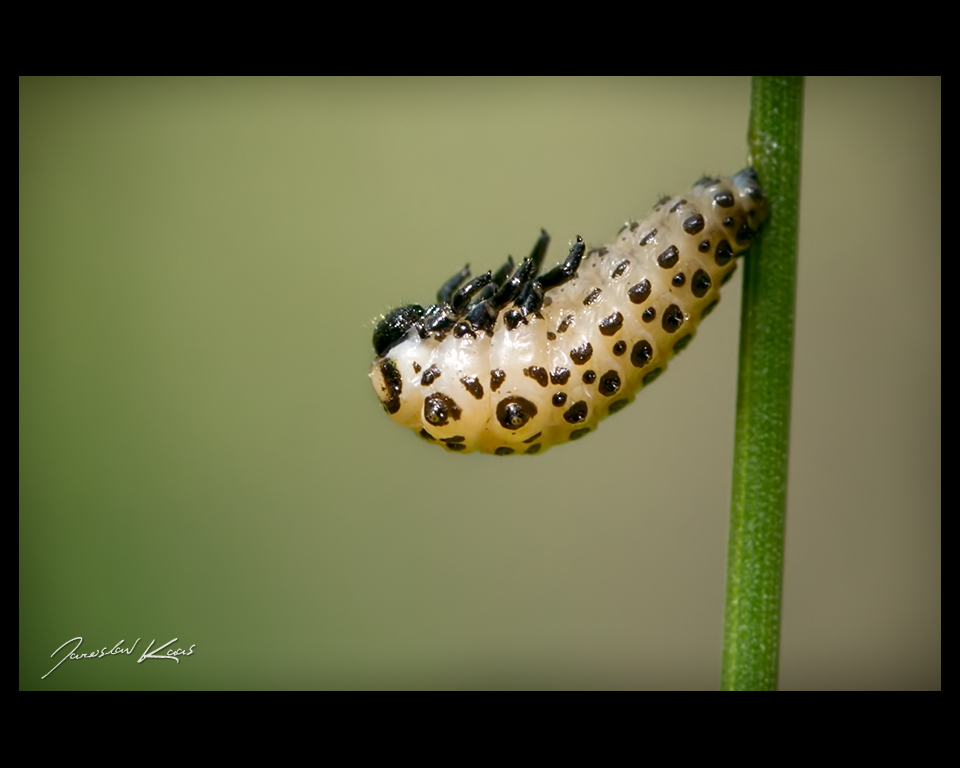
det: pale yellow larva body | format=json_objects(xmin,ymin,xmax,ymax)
[{"xmin": 370, "ymin": 168, "xmax": 768, "ymax": 455}]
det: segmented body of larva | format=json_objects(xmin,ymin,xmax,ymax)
[{"xmin": 370, "ymin": 168, "xmax": 767, "ymax": 455}]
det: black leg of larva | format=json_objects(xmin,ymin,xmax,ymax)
[
  {"xmin": 466, "ymin": 282, "xmax": 497, "ymax": 310},
  {"xmin": 491, "ymin": 255, "xmax": 515, "ymax": 290},
  {"xmin": 491, "ymin": 256, "xmax": 537, "ymax": 310},
  {"xmin": 528, "ymin": 229, "xmax": 550, "ymax": 274},
  {"xmin": 451, "ymin": 272, "xmax": 493, "ymax": 313},
  {"xmin": 517, "ymin": 280, "xmax": 546, "ymax": 317},
  {"xmin": 419, "ymin": 304, "xmax": 457, "ymax": 336},
  {"xmin": 507, "ymin": 236, "xmax": 583, "ymax": 320},
  {"xmin": 510, "ymin": 262, "xmax": 542, "ymax": 315},
  {"xmin": 464, "ymin": 256, "xmax": 539, "ymax": 335},
  {"xmin": 437, "ymin": 264, "xmax": 471, "ymax": 305},
  {"xmin": 537, "ymin": 237, "xmax": 585, "ymax": 289}
]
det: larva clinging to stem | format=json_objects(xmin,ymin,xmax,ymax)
[{"xmin": 370, "ymin": 168, "xmax": 767, "ymax": 455}]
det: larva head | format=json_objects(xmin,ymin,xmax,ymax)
[{"xmin": 372, "ymin": 304, "xmax": 424, "ymax": 357}]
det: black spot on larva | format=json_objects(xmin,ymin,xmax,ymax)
[
  {"xmin": 590, "ymin": 246, "xmax": 609, "ymax": 257},
  {"xmin": 523, "ymin": 432, "xmax": 542, "ymax": 444},
  {"xmin": 420, "ymin": 364, "xmax": 441, "ymax": 386},
  {"xmin": 642, "ymin": 368, "xmax": 663, "ymax": 386},
  {"xmin": 673, "ymin": 335, "xmax": 692, "ymax": 353},
  {"xmin": 460, "ymin": 376, "xmax": 484, "ymax": 400},
  {"xmin": 736, "ymin": 223, "xmax": 757, "ymax": 243},
  {"xmin": 495, "ymin": 446, "xmax": 514, "ymax": 455},
  {"xmin": 496, "ymin": 396, "xmax": 538, "ymax": 431},
  {"xmin": 723, "ymin": 216, "xmax": 735, "ymax": 228},
  {"xmin": 552, "ymin": 392, "xmax": 567, "ymax": 407},
  {"xmin": 570, "ymin": 342, "xmax": 593, "ymax": 365},
  {"xmin": 639, "ymin": 229, "xmax": 657, "ymax": 246},
  {"xmin": 696, "ymin": 175, "xmax": 720, "ymax": 186},
  {"xmin": 715, "ymin": 190, "xmax": 735, "ymax": 208},
  {"xmin": 419, "ymin": 429, "xmax": 435, "ymax": 441},
  {"xmin": 563, "ymin": 401, "xmax": 589, "ymax": 424},
  {"xmin": 550, "ymin": 367, "xmax": 571, "ymax": 385},
  {"xmin": 611, "ymin": 260, "xmax": 629, "ymax": 279},
  {"xmin": 699, "ymin": 239, "xmax": 711, "ymax": 253},
  {"xmin": 524, "ymin": 366, "xmax": 549, "ymax": 387},
  {"xmin": 490, "ymin": 369, "xmax": 505, "ymax": 392},
  {"xmin": 412, "ymin": 361, "xmax": 421, "ymax": 374},
  {"xmin": 692, "ymin": 269, "xmax": 711, "ymax": 297},
  {"xmin": 631, "ymin": 340, "xmax": 653, "ymax": 368},
  {"xmin": 658, "ymin": 245, "xmax": 679, "ymax": 268},
  {"xmin": 672, "ymin": 272, "xmax": 686, "ymax": 287},
  {"xmin": 379, "ymin": 359, "xmax": 403, "ymax": 415},
  {"xmin": 582, "ymin": 370, "xmax": 596, "ymax": 384},
  {"xmin": 722, "ymin": 263, "xmax": 738, "ymax": 284},
  {"xmin": 557, "ymin": 315, "xmax": 574, "ymax": 333},
  {"xmin": 547, "ymin": 331, "xmax": 556, "ymax": 341},
  {"xmin": 682, "ymin": 213, "xmax": 705, "ymax": 235},
  {"xmin": 423, "ymin": 392, "xmax": 462, "ymax": 426},
  {"xmin": 628, "ymin": 221, "xmax": 639, "ymax": 231},
  {"xmin": 662, "ymin": 304, "xmax": 684, "ymax": 333},
  {"xmin": 715, "ymin": 239, "xmax": 733, "ymax": 266},
  {"xmin": 642, "ymin": 307, "xmax": 656, "ymax": 323},
  {"xmin": 583, "ymin": 288, "xmax": 602, "ymax": 306},
  {"xmin": 613, "ymin": 340, "xmax": 627, "ymax": 356},
  {"xmin": 608, "ymin": 398, "xmax": 630, "ymax": 414},
  {"xmin": 654, "ymin": 196, "xmax": 671, "ymax": 210},
  {"xmin": 669, "ymin": 199, "xmax": 686, "ymax": 213},
  {"xmin": 628, "ymin": 279, "xmax": 651, "ymax": 305},
  {"xmin": 543, "ymin": 296, "xmax": 553, "ymax": 307},
  {"xmin": 442, "ymin": 435, "xmax": 465, "ymax": 443},
  {"xmin": 569, "ymin": 428, "xmax": 591, "ymax": 441},
  {"xmin": 702, "ymin": 299, "xmax": 719, "ymax": 318},
  {"xmin": 525, "ymin": 443, "xmax": 542, "ymax": 455},
  {"xmin": 504, "ymin": 309, "xmax": 524, "ymax": 330},
  {"xmin": 599, "ymin": 311, "xmax": 624, "ymax": 336},
  {"xmin": 445, "ymin": 442, "xmax": 467, "ymax": 451},
  {"xmin": 598, "ymin": 370, "xmax": 621, "ymax": 396}
]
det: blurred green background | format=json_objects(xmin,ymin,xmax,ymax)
[{"xmin": 20, "ymin": 77, "xmax": 940, "ymax": 690}]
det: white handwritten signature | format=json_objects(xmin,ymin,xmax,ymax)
[{"xmin": 42, "ymin": 637, "xmax": 196, "ymax": 680}]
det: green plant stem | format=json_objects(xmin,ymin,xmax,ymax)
[{"xmin": 721, "ymin": 76, "xmax": 804, "ymax": 691}]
